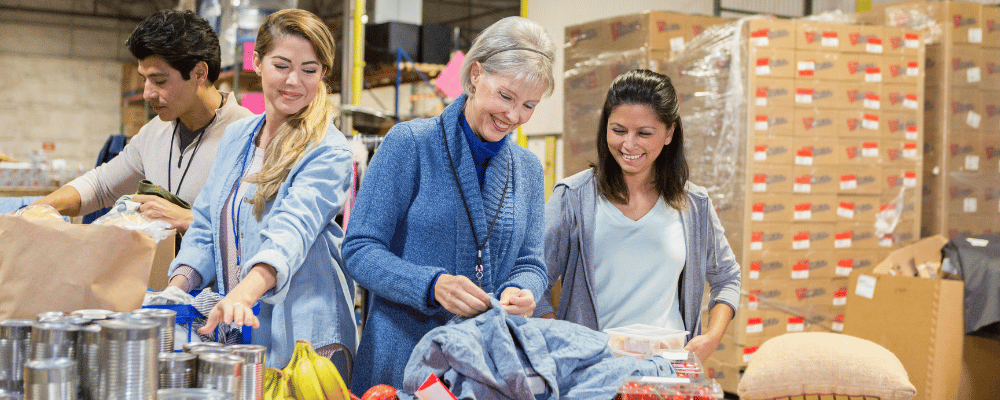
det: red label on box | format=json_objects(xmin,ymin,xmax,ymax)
[
  {"xmin": 748, "ymin": 317, "xmax": 763, "ymax": 325},
  {"xmin": 795, "ymin": 175, "xmax": 811, "ymax": 184},
  {"xmin": 839, "ymin": 201, "xmax": 855, "ymax": 210},
  {"xmin": 789, "ymin": 316, "xmax": 805, "ymax": 324},
  {"xmin": 823, "ymin": 31, "xmax": 837, "ymax": 38},
  {"xmin": 756, "ymin": 115, "xmax": 768, "ymax": 122},
  {"xmin": 905, "ymin": 171, "xmax": 917, "ymax": 178},
  {"xmin": 756, "ymin": 87, "xmax": 768, "ymax": 98},
  {"xmin": 797, "ymin": 146, "xmax": 813, "ymax": 157},
  {"xmin": 750, "ymin": 261, "xmax": 761, "ymax": 271},
  {"xmin": 751, "ymin": 29, "xmax": 769, "ymax": 38},
  {"xmin": 904, "ymin": 142, "xmax": 917, "ymax": 150},
  {"xmin": 863, "ymin": 141, "xmax": 878, "ymax": 149},
  {"xmin": 744, "ymin": 346, "xmax": 759, "ymax": 355},
  {"xmin": 838, "ymin": 259, "xmax": 853, "ymax": 268},
  {"xmin": 757, "ymin": 58, "xmax": 770, "ymax": 66},
  {"xmin": 795, "ymin": 203, "xmax": 812, "ymax": 211},
  {"xmin": 845, "ymin": 146, "xmax": 858, "ymax": 159},
  {"xmin": 755, "ymin": 145, "xmax": 768, "ymax": 153},
  {"xmin": 793, "ymin": 261, "xmax": 809, "ymax": 271},
  {"xmin": 752, "ymin": 231, "xmax": 764, "ymax": 241},
  {"xmin": 753, "ymin": 174, "xmax": 767, "ymax": 184},
  {"xmin": 752, "ymin": 203, "xmax": 765, "ymax": 212},
  {"xmin": 794, "ymin": 231, "xmax": 810, "ymax": 241},
  {"xmin": 906, "ymin": 33, "xmax": 919, "ymax": 40},
  {"xmin": 836, "ymin": 231, "xmax": 853, "ymax": 240}
]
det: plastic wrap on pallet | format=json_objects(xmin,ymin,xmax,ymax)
[
  {"xmin": 666, "ymin": 19, "xmax": 749, "ymax": 254},
  {"xmin": 563, "ymin": 48, "xmax": 651, "ymax": 176}
]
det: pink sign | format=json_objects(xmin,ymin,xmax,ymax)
[
  {"xmin": 434, "ymin": 51, "xmax": 466, "ymax": 99},
  {"xmin": 241, "ymin": 93, "xmax": 265, "ymax": 115},
  {"xmin": 243, "ymin": 42, "xmax": 256, "ymax": 71}
]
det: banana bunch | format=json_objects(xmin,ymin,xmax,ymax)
[
  {"xmin": 263, "ymin": 367, "xmax": 291, "ymax": 400},
  {"xmin": 274, "ymin": 339, "xmax": 352, "ymax": 400}
]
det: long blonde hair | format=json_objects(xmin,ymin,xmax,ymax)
[{"xmin": 245, "ymin": 9, "xmax": 336, "ymax": 219}]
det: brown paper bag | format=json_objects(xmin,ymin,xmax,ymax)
[{"xmin": 0, "ymin": 214, "xmax": 156, "ymax": 320}]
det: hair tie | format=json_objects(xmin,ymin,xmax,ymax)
[{"xmin": 481, "ymin": 46, "xmax": 552, "ymax": 62}]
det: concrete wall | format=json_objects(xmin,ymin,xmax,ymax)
[{"xmin": 0, "ymin": 4, "xmax": 136, "ymax": 168}]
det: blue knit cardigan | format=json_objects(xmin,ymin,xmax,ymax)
[{"xmin": 343, "ymin": 94, "xmax": 548, "ymax": 392}]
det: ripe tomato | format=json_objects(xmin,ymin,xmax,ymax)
[{"xmin": 361, "ymin": 384, "xmax": 398, "ymax": 400}]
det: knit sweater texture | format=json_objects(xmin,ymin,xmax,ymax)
[{"xmin": 343, "ymin": 94, "xmax": 548, "ymax": 392}]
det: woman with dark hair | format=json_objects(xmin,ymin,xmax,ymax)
[{"xmin": 535, "ymin": 69, "xmax": 740, "ymax": 362}]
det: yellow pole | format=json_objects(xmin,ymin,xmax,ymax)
[
  {"xmin": 517, "ymin": 0, "xmax": 529, "ymax": 148},
  {"xmin": 352, "ymin": 0, "xmax": 365, "ymax": 109}
]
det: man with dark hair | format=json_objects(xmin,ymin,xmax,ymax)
[{"xmin": 34, "ymin": 10, "xmax": 253, "ymax": 232}]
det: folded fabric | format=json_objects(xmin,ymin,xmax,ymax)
[
  {"xmin": 143, "ymin": 286, "xmax": 196, "ymax": 306},
  {"xmin": 400, "ymin": 298, "xmax": 674, "ymax": 400}
]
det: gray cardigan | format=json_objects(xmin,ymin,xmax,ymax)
[{"xmin": 533, "ymin": 169, "xmax": 741, "ymax": 340}]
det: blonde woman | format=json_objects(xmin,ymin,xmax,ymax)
[{"xmin": 167, "ymin": 9, "xmax": 356, "ymax": 368}]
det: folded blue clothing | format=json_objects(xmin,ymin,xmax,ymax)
[{"xmin": 399, "ymin": 298, "xmax": 674, "ymax": 400}]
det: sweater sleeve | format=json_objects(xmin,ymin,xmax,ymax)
[
  {"xmin": 495, "ymin": 154, "xmax": 547, "ymax": 301},
  {"xmin": 705, "ymin": 198, "xmax": 741, "ymax": 315},
  {"xmin": 342, "ymin": 125, "xmax": 449, "ymax": 315},
  {"xmin": 67, "ymin": 124, "xmax": 152, "ymax": 215},
  {"xmin": 533, "ymin": 182, "xmax": 573, "ymax": 317}
]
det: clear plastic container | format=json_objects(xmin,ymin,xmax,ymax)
[
  {"xmin": 605, "ymin": 324, "xmax": 688, "ymax": 357},
  {"xmin": 659, "ymin": 350, "xmax": 704, "ymax": 380},
  {"xmin": 615, "ymin": 376, "xmax": 723, "ymax": 400}
]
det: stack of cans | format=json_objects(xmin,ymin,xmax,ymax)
[
  {"xmin": 196, "ymin": 354, "xmax": 244, "ymax": 400},
  {"xmin": 228, "ymin": 345, "xmax": 266, "ymax": 400},
  {"xmin": 96, "ymin": 320, "xmax": 158, "ymax": 400},
  {"xmin": 131, "ymin": 309, "xmax": 176, "ymax": 354},
  {"xmin": 78, "ymin": 325, "xmax": 102, "ymax": 400},
  {"xmin": 155, "ymin": 388, "xmax": 233, "ymax": 399},
  {"xmin": 29, "ymin": 323, "xmax": 79, "ymax": 361},
  {"xmin": 23, "ymin": 358, "xmax": 77, "ymax": 400},
  {"xmin": 0, "ymin": 320, "xmax": 33, "ymax": 393},
  {"xmin": 157, "ymin": 352, "xmax": 197, "ymax": 389}
]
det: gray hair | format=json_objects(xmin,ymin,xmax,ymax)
[{"xmin": 461, "ymin": 16, "xmax": 556, "ymax": 97}]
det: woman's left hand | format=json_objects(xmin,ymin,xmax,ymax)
[
  {"xmin": 197, "ymin": 296, "xmax": 260, "ymax": 334},
  {"xmin": 499, "ymin": 287, "xmax": 535, "ymax": 317},
  {"xmin": 684, "ymin": 333, "xmax": 721, "ymax": 363}
]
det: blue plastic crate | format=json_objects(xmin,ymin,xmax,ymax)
[{"xmin": 144, "ymin": 302, "xmax": 261, "ymax": 347}]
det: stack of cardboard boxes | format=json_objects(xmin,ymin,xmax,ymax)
[
  {"xmin": 562, "ymin": 11, "xmax": 732, "ymax": 176},
  {"xmin": 864, "ymin": 1, "xmax": 1000, "ymax": 238},
  {"xmin": 660, "ymin": 18, "xmax": 926, "ymax": 392}
]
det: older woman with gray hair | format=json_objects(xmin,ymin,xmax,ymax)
[{"xmin": 343, "ymin": 16, "xmax": 555, "ymax": 392}]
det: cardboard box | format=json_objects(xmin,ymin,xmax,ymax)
[
  {"xmin": 880, "ymin": 83, "xmax": 921, "ymax": 113},
  {"xmin": 841, "ymin": 24, "xmax": 884, "ymax": 54},
  {"xmin": 838, "ymin": 109, "xmax": 883, "ymax": 137},
  {"xmin": 840, "ymin": 82, "xmax": 876, "ymax": 110},
  {"xmin": 882, "ymin": 140, "xmax": 922, "ymax": 165},
  {"xmin": 709, "ymin": 333, "xmax": 766, "ymax": 367},
  {"xmin": 837, "ymin": 194, "xmax": 882, "ymax": 223},
  {"xmin": 883, "ymin": 56, "xmax": 923, "ymax": 85},
  {"xmin": 749, "ymin": 165, "xmax": 794, "ymax": 194},
  {"xmin": 883, "ymin": 26, "xmax": 922, "ymax": 56},
  {"xmin": 794, "ymin": 50, "xmax": 842, "ymax": 81},
  {"xmin": 983, "ymin": 132, "xmax": 1000, "ymax": 171},
  {"xmin": 792, "ymin": 165, "xmax": 840, "ymax": 195},
  {"xmin": 748, "ymin": 194, "xmax": 793, "ymax": 223},
  {"xmin": 747, "ymin": 223, "xmax": 791, "ymax": 253},
  {"xmin": 834, "ymin": 221, "xmax": 881, "ymax": 250},
  {"xmin": 751, "ymin": 77, "xmax": 795, "ymax": 108},
  {"xmin": 790, "ymin": 194, "xmax": 838, "ymax": 222},
  {"xmin": 949, "ymin": 44, "xmax": 985, "ymax": 88},
  {"xmin": 751, "ymin": 107, "xmax": 796, "ymax": 136},
  {"xmin": 750, "ymin": 135, "xmax": 795, "ymax": 165},
  {"xmin": 830, "ymin": 249, "xmax": 880, "ymax": 278},
  {"xmin": 985, "ymin": 5, "xmax": 1000, "ymax": 48},
  {"xmin": 792, "ymin": 79, "xmax": 845, "ymax": 110},
  {"xmin": 946, "ymin": 87, "xmax": 984, "ymax": 133},
  {"xmin": 844, "ymin": 235, "xmax": 962, "ymax": 400},
  {"xmin": 786, "ymin": 249, "xmax": 838, "ymax": 279},
  {"xmin": 837, "ymin": 138, "xmax": 884, "ymax": 165},
  {"xmin": 836, "ymin": 165, "xmax": 881, "ymax": 195},
  {"xmin": 957, "ymin": 335, "xmax": 1000, "ymax": 400},
  {"xmin": 793, "ymin": 108, "xmax": 839, "ymax": 137},
  {"xmin": 839, "ymin": 53, "xmax": 884, "ymax": 82},
  {"xmin": 747, "ymin": 18, "xmax": 796, "ymax": 50},
  {"xmin": 794, "ymin": 21, "xmax": 846, "ymax": 52},
  {"xmin": 880, "ymin": 165, "xmax": 922, "ymax": 194},
  {"xmin": 946, "ymin": 132, "xmax": 984, "ymax": 173},
  {"xmin": 983, "ymin": 49, "xmax": 1000, "ymax": 89},
  {"xmin": 743, "ymin": 251, "xmax": 790, "ymax": 281},
  {"xmin": 938, "ymin": 0, "xmax": 985, "ymax": 45},
  {"xmin": 881, "ymin": 111, "xmax": 921, "ymax": 141},
  {"xmin": 745, "ymin": 278, "xmax": 846, "ymax": 310},
  {"xmin": 147, "ymin": 231, "xmax": 177, "ymax": 291},
  {"xmin": 749, "ymin": 46, "xmax": 797, "ymax": 78},
  {"xmin": 982, "ymin": 90, "xmax": 1000, "ymax": 133},
  {"xmin": 791, "ymin": 137, "xmax": 838, "ymax": 168},
  {"xmin": 703, "ymin": 360, "xmax": 743, "ymax": 394}
]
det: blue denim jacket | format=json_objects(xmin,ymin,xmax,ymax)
[
  {"xmin": 170, "ymin": 114, "xmax": 357, "ymax": 368},
  {"xmin": 399, "ymin": 299, "xmax": 675, "ymax": 400}
]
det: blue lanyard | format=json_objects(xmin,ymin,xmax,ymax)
[{"xmin": 231, "ymin": 116, "xmax": 266, "ymax": 268}]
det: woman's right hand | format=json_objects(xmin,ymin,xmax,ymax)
[{"xmin": 433, "ymin": 274, "xmax": 491, "ymax": 317}]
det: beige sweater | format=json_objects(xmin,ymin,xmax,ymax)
[{"xmin": 68, "ymin": 92, "xmax": 253, "ymax": 215}]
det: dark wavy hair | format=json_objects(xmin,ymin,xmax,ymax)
[
  {"xmin": 594, "ymin": 69, "xmax": 689, "ymax": 210},
  {"xmin": 126, "ymin": 10, "xmax": 221, "ymax": 82}
]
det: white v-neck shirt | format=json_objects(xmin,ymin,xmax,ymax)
[{"xmin": 593, "ymin": 195, "xmax": 686, "ymax": 331}]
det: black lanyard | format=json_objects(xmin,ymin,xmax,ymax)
[
  {"xmin": 167, "ymin": 116, "xmax": 214, "ymax": 195},
  {"xmin": 439, "ymin": 116, "xmax": 510, "ymax": 288}
]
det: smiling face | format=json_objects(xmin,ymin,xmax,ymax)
[
  {"xmin": 138, "ymin": 56, "xmax": 201, "ymax": 122},
  {"xmin": 254, "ymin": 34, "xmax": 323, "ymax": 127},
  {"xmin": 606, "ymin": 103, "xmax": 675, "ymax": 181},
  {"xmin": 463, "ymin": 63, "xmax": 546, "ymax": 143}
]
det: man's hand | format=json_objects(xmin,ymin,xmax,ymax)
[{"xmin": 132, "ymin": 195, "xmax": 194, "ymax": 232}]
